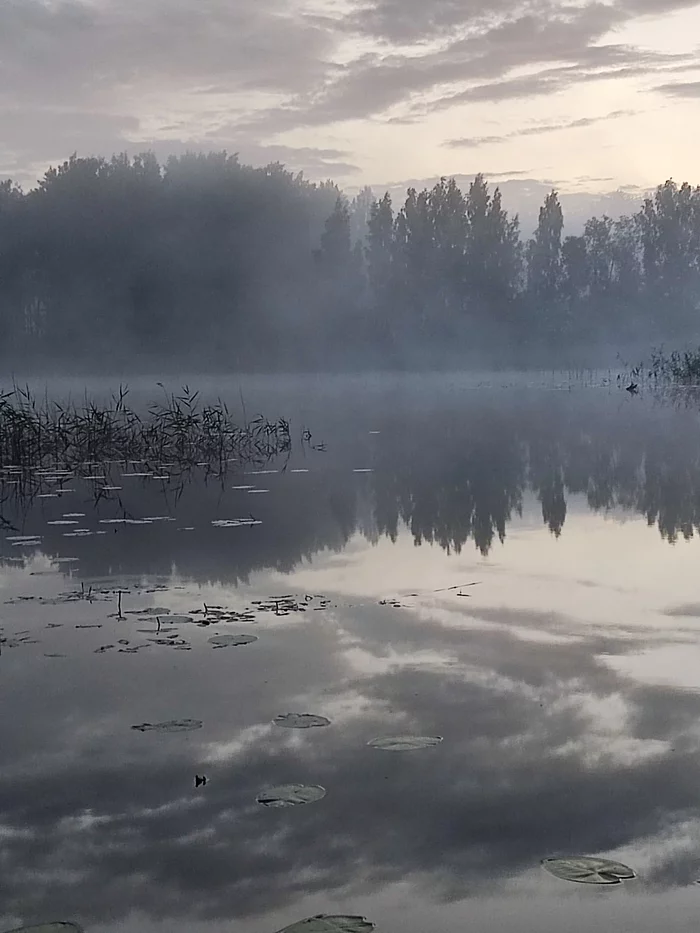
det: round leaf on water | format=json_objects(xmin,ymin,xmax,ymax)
[
  {"xmin": 273, "ymin": 713, "xmax": 331, "ymax": 729},
  {"xmin": 208, "ymin": 633, "xmax": 258, "ymax": 648},
  {"xmin": 367, "ymin": 735, "xmax": 443, "ymax": 751},
  {"xmin": 131, "ymin": 719, "xmax": 203, "ymax": 733},
  {"xmin": 275, "ymin": 916, "xmax": 375, "ymax": 933},
  {"xmin": 541, "ymin": 856, "xmax": 636, "ymax": 884},
  {"xmin": 256, "ymin": 783, "xmax": 326, "ymax": 807},
  {"xmin": 2, "ymin": 925, "xmax": 84, "ymax": 933}
]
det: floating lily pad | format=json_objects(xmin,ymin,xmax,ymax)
[
  {"xmin": 275, "ymin": 915, "xmax": 374, "ymax": 933},
  {"xmin": 273, "ymin": 713, "xmax": 331, "ymax": 729},
  {"xmin": 211, "ymin": 518, "xmax": 262, "ymax": 527},
  {"xmin": 131, "ymin": 719, "xmax": 202, "ymax": 733},
  {"xmin": 2, "ymin": 924, "xmax": 85, "ymax": 933},
  {"xmin": 130, "ymin": 607, "xmax": 170, "ymax": 616},
  {"xmin": 256, "ymin": 783, "xmax": 326, "ymax": 807},
  {"xmin": 209, "ymin": 633, "xmax": 257, "ymax": 648},
  {"xmin": 367, "ymin": 735, "xmax": 443, "ymax": 750},
  {"xmin": 541, "ymin": 856, "xmax": 636, "ymax": 884}
]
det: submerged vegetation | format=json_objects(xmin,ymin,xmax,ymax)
[
  {"xmin": 0, "ymin": 384, "xmax": 292, "ymax": 474},
  {"xmin": 1, "ymin": 153, "xmax": 700, "ymax": 368}
]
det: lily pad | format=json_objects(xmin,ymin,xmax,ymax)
[
  {"xmin": 275, "ymin": 917, "xmax": 374, "ymax": 933},
  {"xmin": 273, "ymin": 713, "xmax": 331, "ymax": 729},
  {"xmin": 131, "ymin": 719, "xmax": 202, "ymax": 733},
  {"xmin": 2, "ymin": 925, "xmax": 84, "ymax": 933},
  {"xmin": 209, "ymin": 633, "xmax": 257, "ymax": 648},
  {"xmin": 367, "ymin": 735, "xmax": 443, "ymax": 750},
  {"xmin": 256, "ymin": 783, "xmax": 326, "ymax": 807},
  {"xmin": 541, "ymin": 856, "xmax": 636, "ymax": 885}
]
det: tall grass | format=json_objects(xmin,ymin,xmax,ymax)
[
  {"xmin": 616, "ymin": 347, "xmax": 700, "ymax": 388},
  {"xmin": 0, "ymin": 384, "xmax": 292, "ymax": 475},
  {"xmin": 647, "ymin": 348, "xmax": 700, "ymax": 386}
]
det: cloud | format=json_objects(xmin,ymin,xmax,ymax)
[
  {"xmin": 0, "ymin": 0, "xmax": 334, "ymax": 105},
  {"xmin": 654, "ymin": 80, "xmax": 700, "ymax": 98},
  {"xmin": 411, "ymin": 52, "xmax": 696, "ymax": 116},
  {"xmin": 663, "ymin": 603, "xmax": 700, "ymax": 617},
  {"xmin": 0, "ymin": 0, "xmax": 698, "ymax": 180},
  {"xmin": 446, "ymin": 109, "xmax": 635, "ymax": 149},
  {"xmin": 232, "ymin": 6, "xmax": 631, "ymax": 133}
]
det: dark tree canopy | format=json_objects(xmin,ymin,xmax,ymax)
[{"xmin": 0, "ymin": 153, "xmax": 699, "ymax": 370}]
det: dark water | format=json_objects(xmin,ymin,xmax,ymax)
[{"xmin": 2, "ymin": 375, "xmax": 700, "ymax": 933}]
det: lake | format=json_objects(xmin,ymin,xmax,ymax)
[{"xmin": 2, "ymin": 373, "xmax": 700, "ymax": 933}]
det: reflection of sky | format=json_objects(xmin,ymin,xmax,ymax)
[{"xmin": 2, "ymin": 384, "xmax": 700, "ymax": 932}]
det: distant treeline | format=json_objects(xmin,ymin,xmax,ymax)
[{"xmin": 1, "ymin": 152, "xmax": 699, "ymax": 370}]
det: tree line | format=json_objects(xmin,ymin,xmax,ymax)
[{"xmin": 1, "ymin": 151, "xmax": 699, "ymax": 369}]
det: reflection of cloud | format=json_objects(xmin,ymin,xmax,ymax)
[{"xmin": 2, "ymin": 582, "xmax": 700, "ymax": 926}]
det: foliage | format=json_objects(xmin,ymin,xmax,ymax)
[{"xmin": 1, "ymin": 153, "xmax": 700, "ymax": 368}]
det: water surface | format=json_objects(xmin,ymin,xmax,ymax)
[{"xmin": 2, "ymin": 375, "xmax": 700, "ymax": 933}]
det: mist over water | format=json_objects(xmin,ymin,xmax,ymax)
[
  {"xmin": 2, "ymin": 154, "xmax": 700, "ymax": 373},
  {"xmin": 2, "ymin": 376, "xmax": 700, "ymax": 933}
]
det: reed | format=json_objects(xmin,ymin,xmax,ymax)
[{"xmin": 0, "ymin": 383, "xmax": 292, "ymax": 476}]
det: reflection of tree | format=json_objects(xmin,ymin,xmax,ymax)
[
  {"xmin": 4, "ymin": 394, "xmax": 700, "ymax": 578},
  {"xmin": 371, "ymin": 411, "xmax": 526, "ymax": 555},
  {"xmin": 369, "ymin": 396, "xmax": 700, "ymax": 555}
]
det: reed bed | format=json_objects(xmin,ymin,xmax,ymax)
[
  {"xmin": 617, "ymin": 347, "xmax": 700, "ymax": 388},
  {"xmin": 0, "ymin": 384, "xmax": 292, "ymax": 476}
]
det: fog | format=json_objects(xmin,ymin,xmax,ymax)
[{"xmin": 1, "ymin": 151, "xmax": 700, "ymax": 373}]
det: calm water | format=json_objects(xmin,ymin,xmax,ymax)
[{"xmin": 2, "ymin": 374, "xmax": 700, "ymax": 933}]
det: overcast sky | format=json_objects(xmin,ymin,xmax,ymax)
[{"xmin": 1, "ymin": 0, "xmax": 699, "ymax": 213}]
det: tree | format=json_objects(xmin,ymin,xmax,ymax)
[
  {"xmin": 561, "ymin": 235, "xmax": 588, "ymax": 303},
  {"xmin": 636, "ymin": 179, "xmax": 700, "ymax": 328},
  {"xmin": 366, "ymin": 194, "xmax": 393, "ymax": 288},
  {"xmin": 464, "ymin": 175, "xmax": 522, "ymax": 312},
  {"xmin": 429, "ymin": 177, "xmax": 467, "ymax": 319},
  {"xmin": 527, "ymin": 191, "xmax": 563, "ymax": 299},
  {"xmin": 584, "ymin": 216, "xmax": 613, "ymax": 297},
  {"xmin": 349, "ymin": 185, "xmax": 374, "ymax": 247},
  {"xmin": 610, "ymin": 215, "xmax": 641, "ymax": 301},
  {"xmin": 317, "ymin": 196, "xmax": 352, "ymax": 271}
]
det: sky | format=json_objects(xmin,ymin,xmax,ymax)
[{"xmin": 1, "ymin": 0, "xmax": 699, "ymax": 220}]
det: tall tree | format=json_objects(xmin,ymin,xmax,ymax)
[
  {"xmin": 317, "ymin": 196, "xmax": 352, "ymax": 272},
  {"xmin": 349, "ymin": 185, "xmax": 374, "ymax": 248},
  {"xmin": 561, "ymin": 235, "xmax": 588, "ymax": 304},
  {"xmin": 584, "ymin": 216, "xmax": 614, "ymax": 297},
  {"xmin": 527, "ymin": 191, "xmax": 563, "ymax": 299},
  {"xmin": 366, "ymin": 193, "xmax": 394, "ymax": 310},
  {"xmin": 465, "ymin": 175, "xmax": 522, "ymax": 310}
]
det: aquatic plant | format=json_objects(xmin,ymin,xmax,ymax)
[
  {"xmin": 647, "ymin": 347, "xmax": 700, "ymax": 385},
  {"xmin": 617, "ymin": 347, "xmax": 700, "ymax": 387},
  {"xmin": 0, "ymin": 383, "xmax": 292, "ymax": 480},
  {"xmin": 541, "ymin": 856, "xmax": 636, "ymax": 885}
]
